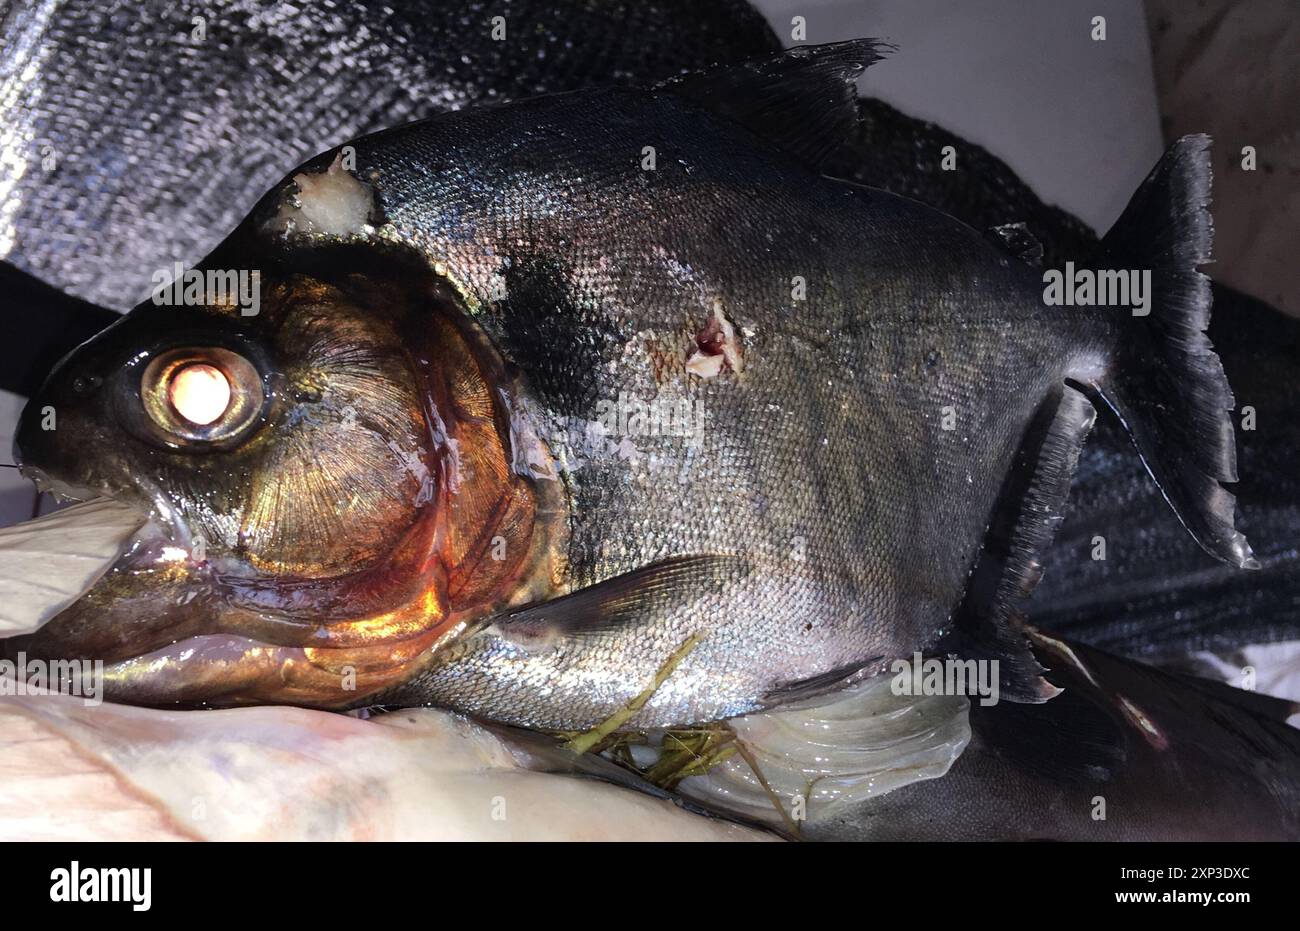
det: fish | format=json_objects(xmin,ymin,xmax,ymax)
[
  {"xmin": 1, "ymin": 40, "xmax": 1258, "ymax": 730},
  {"xmin": 0, "ymin": 38, "xmax": 1294, "ymax": 842},
  {"xmin": 5, "ymin": 0, "xmax": 1299, "ymax": 668}
]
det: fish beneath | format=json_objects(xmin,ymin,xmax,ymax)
[{"xmin": 1, "ymin": 41, "xmax": 1297, "ymax": 840}]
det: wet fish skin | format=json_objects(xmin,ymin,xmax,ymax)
[
  {"xmin": 10, "ymin": 52, "xmax": 1125, "ymax": 722},
  {"xmin": 7, "ymin": 0, "xmax": 1298, "ymax": 669},
  {"xmin": 4, "ymin": 44, "xmax": 1251, "ymax": 734},
  {"xmin": 285, "ymin": 82, "xmax": 1125, "ymax": 728}
]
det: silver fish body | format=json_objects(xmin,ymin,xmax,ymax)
[
  {"xmin": 3, "ymin": 44, "xmax": 1251, "ymax": 735},
  {"xmin": 205, "ymin": 67, "xmax": 1234, "ymax": 728}
]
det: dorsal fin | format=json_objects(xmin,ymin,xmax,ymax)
[
  {"xmin": 987, "ymin": 222, "xmax": 1044, "ymax": 266},
  {"xmin": 660, "ymin": 39, "xmax": 893, "ymax": 167}
]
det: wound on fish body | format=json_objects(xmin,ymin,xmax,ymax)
[{"xmin": 687, "ymin": 300, "xmax": 744, "ymax": 378}]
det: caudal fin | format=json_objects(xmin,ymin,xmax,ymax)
[{"xmin": 1091, "ymin": 134, "xmax": 1257, "ymax": 569}]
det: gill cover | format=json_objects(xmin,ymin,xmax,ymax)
[{"xmin": 9, "ymin": 241, "xmax": 565, "ymax": 707}]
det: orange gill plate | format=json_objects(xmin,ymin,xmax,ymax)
[{"xmin": 103, "ymin": 274, "xmax": 566, "ymax": 707}]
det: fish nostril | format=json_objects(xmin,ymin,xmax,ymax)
[{"xmin": 71, "ymin": 375, "xmax": 102, "ymax": 395}]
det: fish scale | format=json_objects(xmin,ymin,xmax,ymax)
[
  {"xmin": 1, "ymin": 44, "xmax": 1251, "ymax": 732},
  {"xmin": 289, "ymin": 83, "xmax": 1115, "ymax": 727}
]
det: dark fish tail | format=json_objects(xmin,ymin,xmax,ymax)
[{"xmin": 1088, "ymin": 134, "xmax": 1257, "ymax": 569}]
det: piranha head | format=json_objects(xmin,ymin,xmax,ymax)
[{"xmin": 4, "ymin": 243, "xmax": 563, "ymax": 707}]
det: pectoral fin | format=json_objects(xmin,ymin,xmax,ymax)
[{"xmin": 487, "ymin": 555, "xmax": 750, "ymax": 651}]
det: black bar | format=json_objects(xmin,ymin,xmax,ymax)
[{"xmin": 2, "ymin": 841, "xmax": 1290, "ymax": 915}]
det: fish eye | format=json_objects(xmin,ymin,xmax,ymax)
[
  {"xmin": 169, "ymin": 364, "xmax": 231, "ymax": 425},
  {"xmin": 141, "ymin": 347, "xmax": 264, "ymax": 444}
]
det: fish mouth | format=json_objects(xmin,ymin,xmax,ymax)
[
  {"xmin": 21, "ymin": 463, "xmax": 197, "ymax": 553},
  {"xmin": 0, "ymin": 467, "xmax": 251, "ymax": 695},
  {"xmin": 0, "ymin": 471, "xmax": 465, "ymax": 709},
  {"xmin": 20, "ymin": 468, "xmax": 104, "ymax": 507}
]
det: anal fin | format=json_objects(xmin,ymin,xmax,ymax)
[
  {"xmin": 677, "ymin": 672, "xmax": 971, "ymax": 831},
  {"xmin": 941, "ymin": 384, "xmax": 1097, "ymax": 702}
]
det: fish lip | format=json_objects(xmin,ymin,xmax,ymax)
[
  {"xmin": 19, "ymin": 464, "xmax": 105, "ymax": 506},
  {"xmin": 17, "ymin": 463, "xmax": 184, "ymax": 548}
]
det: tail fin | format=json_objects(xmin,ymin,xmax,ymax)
[{"xmin": 1091, "ymin": 134, "xmax": 1257, "ymax": 569}]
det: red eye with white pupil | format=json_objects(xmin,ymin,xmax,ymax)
[{"xmin": 169, "ymin": 363, "xmax": 231, "ymax": 424}]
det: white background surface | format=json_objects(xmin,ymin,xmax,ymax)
[{"xmin": 751, "ymin": 0, "xmax": 1164, "ymax": 231}]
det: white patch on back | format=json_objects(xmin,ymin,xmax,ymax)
[{"xmin": 265, "ymin": 152, "xmax": 375, "ymax": 237}]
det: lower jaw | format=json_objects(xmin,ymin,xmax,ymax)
[
  {"xmin": 91, "ymin": 625, "xmax": 463, "ymax": 709},
  {"xmin": 0, "ymin": 490, "xmax": 463, "ymax": 708}
]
